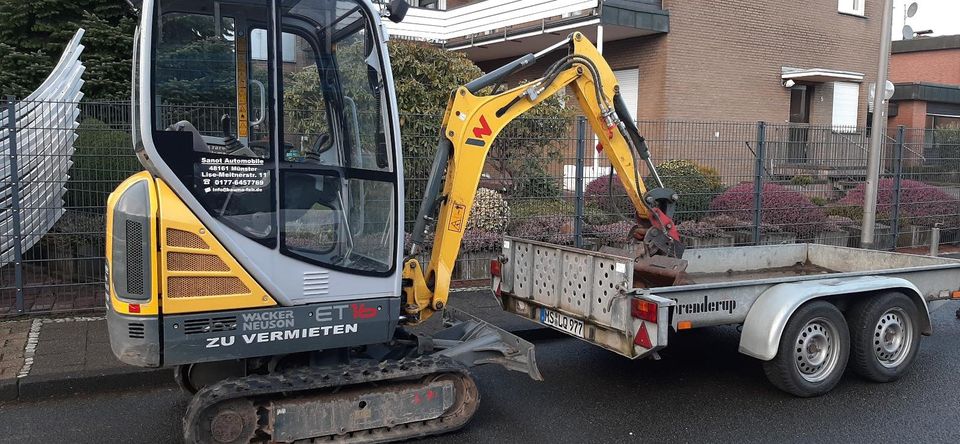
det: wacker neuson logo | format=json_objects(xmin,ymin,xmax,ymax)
[
  {"xmin": 203, "ymin": 303, "xmax": 379, "ymax": 349},
  {"xmin": 672, "ymin": 295, "xmax": 737, "ymax": 315}
]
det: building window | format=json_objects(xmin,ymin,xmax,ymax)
[
  {"xmin": 832, "ymin": 82, "xmax": 860, "ymax": 133},
  {"xmin": 838, "ymin": 0, "xmax": 865, "ymax": 16},
  {"xmin": 614, "ymin": 69, "xmax": 640, "ymax": 121},
  {"xmin": 251, "ymin": 30, "xmax": 297, "ymax": 63}
]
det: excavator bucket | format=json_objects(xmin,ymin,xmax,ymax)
[
  {"xmin": 600, "ymin": 232, "xmax": 691, "ymax": 289},
  {"xmin": 634, "ymin": 255, "xmax": 691, "ymax": 288}
]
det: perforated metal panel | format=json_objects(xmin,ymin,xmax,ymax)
[
  {"xmin": 532, "ymin": 245, "xmax": 560, "ymax": 307},
  {"xmin": 590, "ymin": 258, "xmax": 624, "ymax": 325},
  {"xmin": 559, "ymin": 251, "xmax": 592, "ymax": 313},
  {"xmin": 167, "ymin": 228, "xmax": 209, "ymax": 249},
  {"xmin": 512, "ymin": 241, "xmax": 533, "ymax": 299},
  {"xmin": 167, "ymin": 252, "xmax": 229, "ymax": 272},
  {"xmin": 125, "ymin": 220, "xmax": 145, "ymax": 295},
  {"xmin": 507, "ymin": 237, "xmax": 633, "ymax": 326},
  {"xmin": 167, "ymin": 276, "xmax": 250, "ymax": 298}
]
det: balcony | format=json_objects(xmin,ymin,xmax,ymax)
[{"xmin": 385, "ymin": 0, "xmax": 669, "ymax": 61}]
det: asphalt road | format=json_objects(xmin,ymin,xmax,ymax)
[{"xmin": 2, "ymin": 304, "xmax": 959, "ymax": 443}]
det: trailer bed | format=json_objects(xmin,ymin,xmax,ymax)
[
  {"xmin": 685, "ymin": 263, "xmax": 836, "ymax": 285},
  {"xmin": 494, "ymin": 239, "xmax": 960, "ymax": 359}
]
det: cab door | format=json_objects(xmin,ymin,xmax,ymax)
[{"xmin": 142, "ymin": 0, "xmax": 402, "ymax": 306}]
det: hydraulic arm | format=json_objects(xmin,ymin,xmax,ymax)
[{"xmin": 404, "ymin": 32, "xmax": 685, "ymax": 323}]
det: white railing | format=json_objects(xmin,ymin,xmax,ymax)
[
  {"xmin": 385, "ymin": 0, "xmax": 599, "ymax": 43},
  {"xmin": 0, "ymin": 29, "xmax": 85, "ymax": 266}
]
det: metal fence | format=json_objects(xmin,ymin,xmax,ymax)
[{"xmin": 2, "ymin": 98, "xmax": 959, "ymax": 317}]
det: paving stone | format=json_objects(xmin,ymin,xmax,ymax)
[
  {"xmin": 32, "ymin": 353, "xmax": 84, "ymax": 373},
  {"xmin": 0, "ymin": 350, "xmax": 25, "ymax": 361},
  {"xmin": 0, "ymin": 366, "xmax": 21, "ymax": 380},
  {"xmin": 86, "ymin": 323, "xmax": 110, "ymax": 344},
  {"xmin": 35, "ymin": 339, "xmax": 86, "ymax": 356},
  {"xmin": 0, "ymin": 377, "xmax": 16, "ymax": 401}
]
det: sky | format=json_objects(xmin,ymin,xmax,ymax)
[{"xmin": 892, "ymin": 0, "xmax": 960, "ymax": 40}]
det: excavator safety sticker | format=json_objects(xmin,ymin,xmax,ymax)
[{"xmin": 448, "ymin": 202, "xmax": 466, "ymax": 232}]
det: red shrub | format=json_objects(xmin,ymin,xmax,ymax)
[
  {"xmin": 508, "ymin": 216, "xmax": 575, "ymax": 245},
  {"xmin": 584, "ymin": 174, "xmax": 634, "ymax": 216},
  {"xmin": 585, "ymin": 221, "xmax": 635, "ymax": 245},
  {"xmin": 838, "ymin": 179, "xmax": 960, "ymax": 228},
  {"xmin": 709, "ymin": 183, "xmax": 827, "ymax": 237}
]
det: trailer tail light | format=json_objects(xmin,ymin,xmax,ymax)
[
  {"xmin": 490, "ymin": 259, "xmax": 501, "ymax": 278},
  {"xmin": 677, "ymin": 320, "xmax": 693, "ymax": 330},
  {"xmin": 951, "ymin": 290, "xmax": 960, "ymax": 299},
  {"xmin": 631, "ymin": 299, "xmax": 657, "ymax": 323},
  {"xmin": 634, "ymin": 324, "xmax": 652, "ymax": 349}
]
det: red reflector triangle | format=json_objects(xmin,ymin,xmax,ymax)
[{"xmin": 634, "ymin": 323, "xmax": 652, "ymax": 349}]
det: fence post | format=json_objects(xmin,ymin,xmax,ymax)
[
  {"xmin": 753, "ymin": 121, "xmax": 766, "ymax": 245},
  {"xmin": 6, "ymin": 96, "xmax": 24, "ymax": 314},
  {"xmin": 890, "ymin": 125, "xmax": 905, "ymax": 249},
  {"xmin": 574, "ymin": 116, "xmax": 586, "ymax": 248}
]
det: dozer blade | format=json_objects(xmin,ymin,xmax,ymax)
[
  {"xmin": 424, "ymin": 307, "xmax": 543, "ymax": 381},
  {"xmin": 633, "ymin": 255, "xmax": 691, "ymax": 288}
]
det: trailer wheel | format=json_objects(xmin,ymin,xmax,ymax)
[
  {"xmin": 846, "ymin": 292, "xmax": 920, "ymax": 382},
  {"xmin": 762, "ymin": 301, "xmax": 849, "ymax": 397}
]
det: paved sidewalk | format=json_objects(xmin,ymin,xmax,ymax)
[
  {"xmin": 0, "ymin": 290, "xmax": 542, "ymax": 402},
  {"xmin": 0, "ymin": 320, "xmax": 31, "ymax": 401},
  {"xmin": 0, "ymin": 316, "xmax": 169, "ymax": 402}
]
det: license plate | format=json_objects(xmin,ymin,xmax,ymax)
[{"xmin": 539, "ymin": 308, "xmax": 584, "ymax": 338}]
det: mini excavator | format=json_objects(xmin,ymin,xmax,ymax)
[{"xmin": 106, "ymin": 0, "xmax": 684, "ymax": 441}]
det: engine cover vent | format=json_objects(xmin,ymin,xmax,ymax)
[
  {"xmin": 128, "ymin": 322, "xmax": 145, "ymax": 339},
  {"xmin": 183, "ymin": 316, "xmax": 238, "ymax": 335}
]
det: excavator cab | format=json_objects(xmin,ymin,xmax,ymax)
[
  {"xmin": 144, "ymin": 0, "xmax": 401, "ymax": 298},
  {"xmin": 108, "ymin": 0, "xmax": 416, "ymax": 367}
]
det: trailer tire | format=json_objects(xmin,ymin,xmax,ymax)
[
  {"xmin": 846, "ymin": 292, "xmax": 920, "ymax": 382},
  {"xmin": 762, "ymin": 301, "xmax": 849, "ymax": 397}
]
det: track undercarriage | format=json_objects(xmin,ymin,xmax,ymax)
[{"xmin": 180, "ymin": 308, "xmax": 538, "ymax": 443}]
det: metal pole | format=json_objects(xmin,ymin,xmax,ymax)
[
  {"xmin": 930, "ymin": 224, "xmax": 941, "ymax": 256},
  {"xmin": 753, "ymin": 121, "xmax": 766, "ymax": 245},
  {"xmin": 889, "ymin": 126, "xmax": 905, "ymax": 248},
  {"xmin": 574, "ymin": 117, "xmax": 586, "ymax": 248},
  {"xmin": 6, "ymin": 96, "xmax": 24, "ymax": 314},
  {"xmin": 861, "ymin": 0, "xmax": 895, "ymax": 249},
  {"xmin": 596, "ymin": 24, "xmax": 603, "ymax": 54}
]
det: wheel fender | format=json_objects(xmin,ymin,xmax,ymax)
[{"xmin": 738, "ymin": 276, "xmax": 931, "ymax": 361}]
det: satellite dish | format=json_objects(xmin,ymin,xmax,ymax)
[
  {"xmin": 869, "ymin": 81, "xmax": 896, "ymax": 111},
  {"xmin": 902, "ymin": 24, "xmax": 914, "ymax": 40},
  {"xmin": 883, "ymin": 80, "xmax": 895, "ymax": 100},
  {"xmin": 907, "ymin": 2, "xmax": 918, "ymax": 18}
]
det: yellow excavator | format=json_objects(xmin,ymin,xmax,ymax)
[{"xmin": 106, "ymin": 0, "xmax": 684, "ymax": 441}]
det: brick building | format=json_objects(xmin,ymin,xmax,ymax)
[
  {"xmin": 888, "ymin": 34, "xmax": 960, "ymax": 131},
  {"xmin": 388, "ymin": 0, "xmax": 884, "ymax": 126},
  {"xmin": 385, "ymin": 0, "xmax": 887, "ymax": 181}
]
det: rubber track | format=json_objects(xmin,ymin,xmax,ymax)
[{"xmin": 182, "ymin": 355, "xmax": 476, "ymax": 443}]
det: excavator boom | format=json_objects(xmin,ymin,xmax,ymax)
[{"xmin": 404, "ymin": 32, "xmax": 686, "ymax": 323}]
